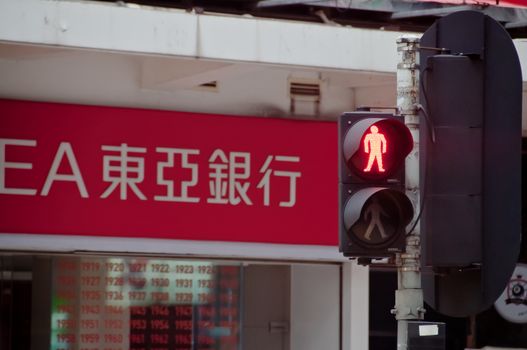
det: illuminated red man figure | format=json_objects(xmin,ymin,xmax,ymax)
[{"xmin": 363, "ymin": 125, "xmax": 387, "ymax": 172}]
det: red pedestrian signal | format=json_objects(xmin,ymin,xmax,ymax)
[
  {"xmin": 363, "ymin": 125, "xmax": 387, "ymax": 173},
  {"xmin": 342, "ymin": 116, "xmax": 413, "ymax": 182},
  {"xmin": 338, "ymin": 112, "xmax": 414, "ymax": 260}
]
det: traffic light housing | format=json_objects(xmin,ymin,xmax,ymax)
[
  {"xmin": 339, "ymin": 112, "xmax": 414, "ymax": 260},
  {"xmin": 420, "ymin": 11, "xmax": 522, "ymax": 317}
]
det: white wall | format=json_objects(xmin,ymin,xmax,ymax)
[
  {"xmin": 0, "ymin": 46, "xmax": 361, "ymax": 120},
  {"xmin": 0, "ymin": 0, "xmax": 404, "ymax": 73},
  {"xmin": 290, "ymin": 264, "xmax": 341, "ymax": 350},
  {"xmin": 1, "ymin": 0, "xmax": 525, "ymax": 127},
  {"xmin": 343, "ymin": 261, "xmax": 369, "ymax": 350},
  {"xmin": 290, "ymin": 262, "xmax": 370, "ymax": 350},
  {"xmin": 0, "ymin": 0, "xmax": 410, "ymax": 122}
]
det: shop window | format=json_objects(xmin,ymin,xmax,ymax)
[
  {"xmin": 49, "ymin": 257, "xmax": 242, "ymax": 350},
  {"xmin": 0, "ymin": 254, "xmax": 341, "ymax": 350}
]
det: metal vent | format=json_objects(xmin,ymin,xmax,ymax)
[
  {"xmin": 288, "ymin": 79, "xmax": 321, "ymax": 116},
  {"xmin": 289, "ymin": 80, "xmax": 320, "ymax": 101}
]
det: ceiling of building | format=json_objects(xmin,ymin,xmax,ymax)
[{"xmin": 96, "ymin": 0, "xmax": 527, "ymax": 37}]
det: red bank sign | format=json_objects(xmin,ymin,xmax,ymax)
[{"xmin": 0, "ymin": 99, "xmax": 338, "ymax": 245}]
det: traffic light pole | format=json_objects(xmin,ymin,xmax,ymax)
[{"xmin": 394, "ymin": 36, "xmax": 425, "ymax": 349}]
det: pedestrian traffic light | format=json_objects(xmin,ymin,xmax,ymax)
[
  {"xmin": 339, "ymin": 112, "xmax": 414, "ymax": 260},
  {"xmin": 419, "ymin": 11, "xmax": 522, "ymax": 317}
]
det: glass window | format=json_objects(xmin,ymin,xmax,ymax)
[
  {"xmin": 51, "ymin": 257, "xmax": 242, "ymax": 350},
  {"xmin": 0, "ymin": 254, "xmax": 341, "ymax": 350}
]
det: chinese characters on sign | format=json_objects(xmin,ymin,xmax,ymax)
[{"xmin": 0, "ymin": 139, "xmax": 301, "ymax": 207}]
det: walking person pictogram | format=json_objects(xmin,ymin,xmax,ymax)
[
  {"xmin": 363, "ymin": 199, "xmax": 389, "ymax": 241},
  {"xmin": 363, "ymin": 125, "xmax": 387, "ymax": 172}
]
